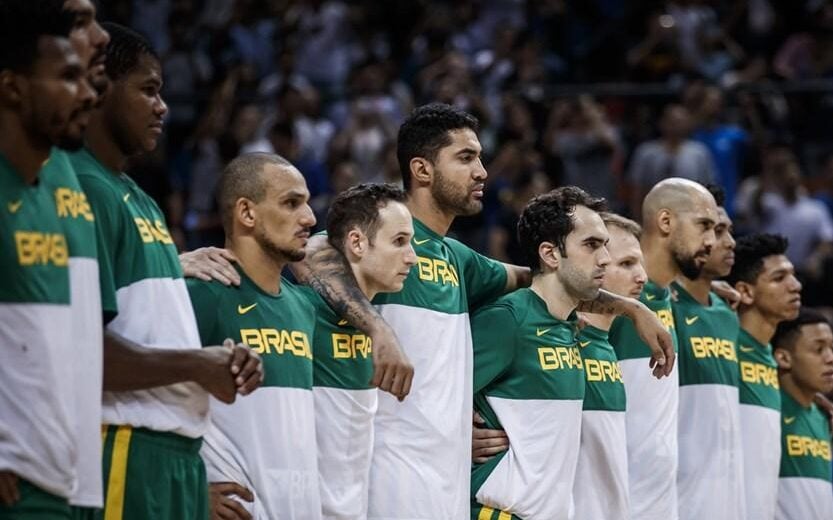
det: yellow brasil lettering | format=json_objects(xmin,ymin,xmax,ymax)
[
  {"xmin": 15, "ymin": 231, "xmax": 68, "ymax": 266},
  {"xmin": 54, "ymin": 187, "xmax": 93, "ymax": 221},
  {"xmin": 656, "ymin": 309, "xmax": 674, "ymax": 330},
  {"xmin": 332, "ymin": 332, "xmax": 372, "ymax": 359},
  {"xmin": 417, "ymin": 256, "xmax": 459, "ymax": 286},
  {"xmin": 134, "ymin": 218, "xmax": 173, "ymax": 244},
  {"xmin": 740, "ymin": 361, "xmax": 779, "ymax": 389},
  {"xmin": 585, "ymin": 358, "xmax": 623, "ymax": 383},
  {"xmin": 786, "ymin": 435, "xmax": 832, "ymax": 461},
  {"xmin": 240, "ymin": 328, "xmax": 312, "ymax": 359},
  {"xmin": 690, "ymin": 337, "xmax": 738, "ymax": 362},
  {"xmin": 538, "ymin": 346, "xmax": 583, "ymax": 371}
]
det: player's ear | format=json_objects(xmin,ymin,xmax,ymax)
[
  {"xmin": 0, "ymin": 70, "xmax": 23, "ymax": 106},
  {"xmin": 538, "ymin": 241, "xmax": 559, "ymax": 271},
  {"xmin": 410, "ymin": 157, "xmax": 432, "ymax": 187},
  {"xmin": 236, "ymin": 197, "xmax": 256, "ymax": 230},
  {"xmin": 774, "ymin": 347, "xmax": 791, "ymax": 371},
  {"xmin": 735, "ymin": 281, "xmax": 754, "ymax": 307},
  {"xmin": 656, "ymin": 208, "xmax": 673, "ymax": 236},
  {"xmin": 346, "ymin": 228, "xmax": 367, "ymax": 257}
]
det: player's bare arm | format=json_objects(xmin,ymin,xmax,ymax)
[
  {"xmin": 103, "ymin": 334, "xmax": 263, "ymax": 402},
  {"xmin": 502, "ymin": 263, "xmax": 532, "ymax": 292},
  {"xmin": 577, "ymin": 289, "xmax": 675, "ymax": 377},
  {"xmin": 291, "ymin": 234, "xmax": 414, "ymax": 400},
  {"xmin": 209, "ymin": 482, "xmax": 254, "ymax": 520}
]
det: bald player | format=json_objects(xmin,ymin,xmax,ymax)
[
  {"xmin": 672, "ymin": 185, "xmax": 743, "ymax": 520},
  {"xmin": 610, "ymin": 178, "xmax": 718, "ymax": 520}
]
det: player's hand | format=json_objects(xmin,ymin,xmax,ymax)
[
  {"xmin": 627, "ymin": 301, "xmax": 675, "ymax": 378},
  {"xmin": 369, "ymin": 325, "xmax": 414, "ymax": 401},
  {"xmin": 229, "ymin": 343, "xmax": 263, "ymax": 396},
  {"xmin": 209, "ymin": 482, "xmax": 253, "ymax": 520},
  {"xmin": 196, "ymin": 340, "xmax": 243, "ymax": 404},
  {"xmin": 180, "ymin": 247, "xmax": 240, "ymax": 286},
  {"xmin": 472, "ymin": 411, "xmax": 509, "ymax": 463},
  {"xmin": 711, "ymin": 280, "xmax": 741, "ymax": 309},
  {"xmin": 0, "ymin": 471, "xmax": 19, "ymax": 506}
]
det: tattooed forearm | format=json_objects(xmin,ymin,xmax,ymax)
[
  {"xmin": 289, "ymin": 236, "xmax": 388, "ymax": 333},
  {"xmin": 576, "ymin": 289, "xmax": 633, "ymax": 316}
]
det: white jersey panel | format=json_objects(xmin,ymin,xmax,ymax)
[
  {"xmin": 368, "ymin": 304, "xmax": 472, "ymax": 520},
  {"xmin": 103, "ymin": 277, "xmax": 208, "ymax": 437},
  {"xmin": 740, "ymin": 404, "xmax": 780, "ymax": 520},
  {"xmin": 572, "ymin": 410, "xmax": 629, "ymax": 520},
  {"xmin": 202, "ymin": 387, "xmax": 321, "ymax": 520},
  {"xmin": 776, "ymin": 477, "xmax": 833, "ymax": 520},
  {"xmin": 0, "ymin": 303, "xmax": 75, "ymax": 498},
  {"xmin": 67, "ymin": 257, "xmax": 104, "ymax": 507},
  {"xmin": 619, "ymin": 357, "xmax": 679, "ymax": 520},
  {"xmin": 476, "ymin": 397, "xmax": 583, "ymax": 520},
  {"xmin": 314, "ymin": 386, "xmax": 377, "ymax": 520},
  {"xmin": 678, "ymin": 384, "xmax": 745, "ymax": 520}
]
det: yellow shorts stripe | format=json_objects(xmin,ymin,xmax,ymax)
[
  {"xmin": 497, "ymin": 511, "xmax": 511, "ymax": 520},
  {"xmin": 477, "ymin": 506, "xmax": 495, "ymax": 520},
  {"xmin": 104, "ymin": 425, "xmax": 133, "ymax": 520}
]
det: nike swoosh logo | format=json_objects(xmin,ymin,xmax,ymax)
[
  {"xmin": 536, "ymin": 328, "xmax": 551, "ymax": 337},
  {"xmin": 784, "ymin": 416, "xmax": 796, "ymax": 425},
  {"xmin": 237, "ymin": 303, "xmax": 257, "ymax": 314},
  {"xmin": 413, "ymin": 238, "xmax": 431, "ymax": 245},
  {"xmin": 123, "ymin": 193, "xmax": 130, "ymax": 202},
  {"xmin": 739, "ymin": 346, "xmax": 755, "ymax": 353},
  {"xmin": 579, "ymin": 341, "xmax": 591, "ymax": 348},
  {"xmin": 645, "ymin": 294, "xmax": 656, "ymax": 301},
  {"xmin": 337, "ymin": 319, "xmax": 348, "ymax": 326},
  {"xmin": 685, "ymin": 316, "xmax": 699, "ymax": 325},
  {"xmin": 7, "ymin": 200, "xmax": 22, "ymax": 213}
]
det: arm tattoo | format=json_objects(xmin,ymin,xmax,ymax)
[{"xmin": 576, "ymin": 289, "xmax": 627, "ymax": 316}]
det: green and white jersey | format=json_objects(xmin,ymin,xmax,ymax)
[
  {"xmin": 572, "ymin": 325, "xmax": 629, "ymax": 520},
  {"xmin": 610, "ymin": 279, "xmax": 679, "ymax": 520},
  {"xmin": 188, "ymin": 271, "xmax": 321, "ymax": 519},
  {"xmin": 776, "ymin": 390, "xmax": 833, "ymax": 520},
  {"xmin": 368, "ymin": 219, "xmax": 507, "ymax": 520},
  {"xmin": 41, "ymin": 149, "xmax": 108, "ymax": 508},
  {"xmin": 310, "ymin": 292, "xmax": 376, "ymax": 520},
  {"xmin": 737, "ymin": 327, "xmax": 781, "ymax": 520},
  {"xmin": 0, "ymin": 154, "xmax": 75, "ymax": 499},
  {"xmin": 672, "ymin": 284, "xmax": 744, "ymax": 520},
  {"xmin": 471, "ymin": 288, "xmax": 583, "ymax": 520},
  {"xmin": 71, "ymin": 148, "xmax": 207, "ymax": 438}
]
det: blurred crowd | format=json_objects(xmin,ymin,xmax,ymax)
[{"xmin": 102, "ymin": 0, "xmax": 833, "ymax": 309}]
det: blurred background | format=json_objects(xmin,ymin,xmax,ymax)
[{"xmin": 102, "ymin": 0, "xmax": 833, "ymax": 310}]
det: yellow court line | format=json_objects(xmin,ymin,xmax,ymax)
[{"xmin": 104, "ymin": 425, "xmax": 132, "ymax": 520}]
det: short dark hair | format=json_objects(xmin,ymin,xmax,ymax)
[
  {"xmin": 773, "ymin": 308, "xmax": 830, "ymax": 352},
  {"xmin": 101, "ymin": 22, "xmax": 159, "ymax": 81},
  {"xmin": 726, "ymin": 233, "xmax": 789, "ymax": 286},
  {"xmin": 0, "ymin": 0, "xmax": 74, "ymax": 72},
  {"xmin": 704, "ymin": 183, "xmax": 726, "ymax": 208},
  {"xmin": 327, "ymin": 183, "xmax": 407, "ymax": 253},
  {"xmin": 396, "ymin": 103, "xmax": 479, "ymax": 192},
  {"xmin": 517, "ymin": 186, "xmax": 607, "ymax": 272},
  {"xmin": 218, "ymin": 152, "xmax": 294, "ymax": 235}
]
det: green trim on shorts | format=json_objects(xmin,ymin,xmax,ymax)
[
  {"xmin": 99, "ymin": 425, "xmax": 208, "ymax": 520},
  {"xmin": 0, "ymin": 478, "xmax": 70, "ymax": 520},
  {"xmin": 471, "ymin": 499, "xmax": 523, "ymax": 520},
  {"xmin": 70, "ymin": 505, "xmax": 98, "ymax": 520}
]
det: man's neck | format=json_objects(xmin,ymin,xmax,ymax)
[
  {"xmin": 677, "ymin": 274, "xmax": 712, "ymax": 306},
  {"xmin": 85, "ymin": 115, "xmax": 128, "ymax": 172},
  {"xmin": 228, "ymin": 237, "xmax": 285, "ymax": 296},
  {"xmin": 583, "ymin": 312, "xmax": 615, "ymax": 331},
  {"xmin": 406, "ymin": 191, "xmax": 455, "ymax": 237},
  {"xmin": 0, "ymin": 116, "xmax": 50, "ymax": 183},
  {"xmin": 351, "ymin": 265, "xmax": 376, "ymax": 301},
  {"xmin": 642, "ymin": 236, "xmax": 678, "ymax": 289},
  {"xmin": 530, "ymin": 273, "xmax": 580, "ymax": 321},
  {"xmin": 780, "ymin": 374, "xmax": 816, "ymax": 408},
  {"xmin": 739, "ymin": 307, "xmax": 779, "ymax": 347}
]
